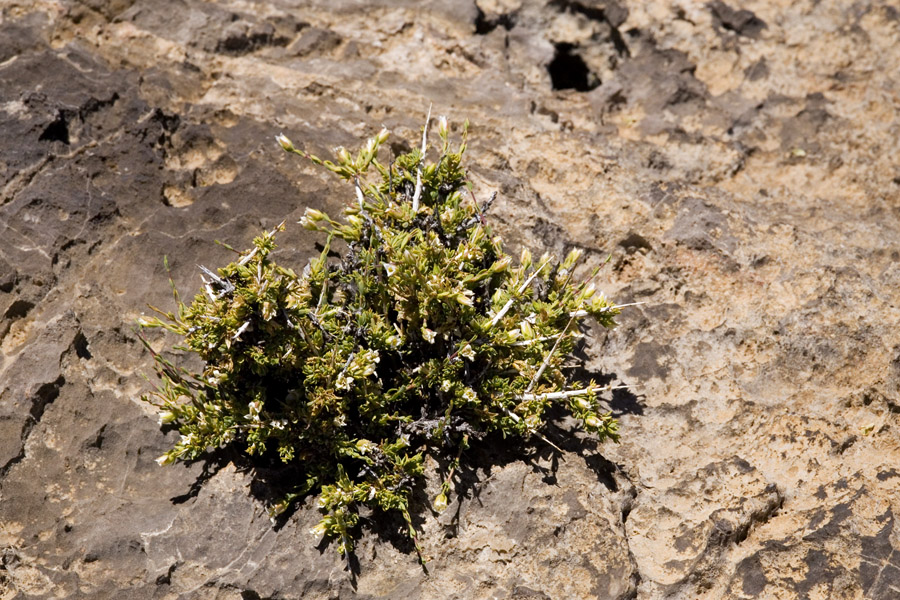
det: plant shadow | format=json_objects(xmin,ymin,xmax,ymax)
[{"xmin": 165, "ymin": 366, "xmax": 643, "ymax": 577}]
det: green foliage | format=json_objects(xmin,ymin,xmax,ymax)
[{"xmin": 141, "ymin": 118, "xmax": 621, "ymax": 564}]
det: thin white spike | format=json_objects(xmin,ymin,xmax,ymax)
[
  {"xmin": 524, "ymin": 314, "xmax": 577, "ymax": 393},
  {"xmin": 514, "ymin": 384, "xmax": 630, "ymax": 402},
  {"xmin": 488, "ymin": 257, "xmax": 552, "ymax": 328},
  {"xmin": 411, "ymin": 104, "xmax": 432, "ymax": 213}
]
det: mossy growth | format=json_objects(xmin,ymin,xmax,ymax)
[{"xmin": 140, "ymin": 116, "xmax": 622, "ymax": 565}]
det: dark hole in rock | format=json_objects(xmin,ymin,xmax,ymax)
[
  {"xmin": 39, "ymin": 110, "xmax": 70, "ymax": 144},
  {"xmin": 548, "ymin": 43, "xmax": 598, "ymax": 91},
  {"xmin": 151, "ymin": 108, "xmax": 180, "ymax": 133},
  {"xmin": 30, "ymin": 376, "xmax": 64, "ymax": 422},
  {"xmin": 0, "ymin": 271, "xmax": 15, "ymax": 293},
  {"xmin": 4, "ymin": 299, "xmax": 34, "ymax": 320},
  {"xmin": 474, "ymin": 7, "xmax": 515, "ymax": 35},
  {"xmin": 74, "ymin": 331, "xmax": 92, "ymax": 360},
  {"xmin": 619, "ymin": 232, "xmax": 652, "ymax": 253}
]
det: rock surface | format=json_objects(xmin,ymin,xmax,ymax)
[{"xmin": 2, "ymin": 0, "xmax": 900, "ymax": 598}]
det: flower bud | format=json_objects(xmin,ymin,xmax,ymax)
[
  {"xmin": 585, "ymin": 415, "xmax": 601, "ymax": 429},
  {"xmin": 520, "ymin": 320, "xmax": 535, "ymax": 340},
  {"xmin": 490, "ymin": 256, "xmax": 512, "ymax": 273},
  {"xmin": 375, "ymin": 128, "xmax": 390, "ymax": 145},
  {"xmin": 275, "ymin": 133, "xmax": 294, "ymax": 152},
  {"xmin": 456, "ymin": 290, "xmax": 474, "ymax": 306},
  {"xmin": 305, "ymin": 208, "xmax": 327, "ymax": 221},
  {"xmin": 563, "ymin": 248, "xmax": 584, "ymax": 269},
  {"xmin": 433, "ymin": 492, "xmax": 448, "ymax": 512},
  {"xmin": 520, "ymin": 248, "xmax": 532, "ymax": 268},
  {"xmin": 437, "ymin": 115, "xmax": 449, "ymax": 139},
  {"xmin": 268, "ymin": 500, "xmax": 290, "ymax": 518},
  {"xmin": 336, "ymin": 147, "xmax": 352, "ymax": 165},
  {"xmin": 155, "ymin": 453, "xmax": 175, "ymax": 466},
  {"xmin": 158, "ymin": 411, "xmax": 176, "ymax": 425}
]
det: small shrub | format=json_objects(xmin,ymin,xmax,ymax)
[{"xmin": 141, "ymin": 117, "xmax": 621, "ymax": 564}]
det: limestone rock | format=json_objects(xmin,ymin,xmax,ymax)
[{"xmin": 2, "ymin": 0, "xmax": 900, "ymax": 598}]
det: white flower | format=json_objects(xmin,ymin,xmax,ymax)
[
  {"xmin": 245, "ymin": 401, "xmax": 262, "ymax": 421},
  {"xmin": 459, "ymin": 343, "xmax": 475, "ymax": 361},
  {"xmin": 441, "ymin": 379, "xmax": 452, "ymax": 392},
  {"xmin": 456, "ymin": 289, "xmax": 474, "ymax": 307},
  {"xmin": 421, "ymin": 327, "xmax": 436, "ymax": 344},
  {"xmin": 356, "ymin": 349, "xmax": 381, "ymax": 377},
  {"xmin": 335, "ymin": 374, "xmax": 354, "ymax": 391},
  {"xmin": 462, "ymin": 388, "xmax": 478, "ymax": 403},
  {"xmin": 441, "ymin": 206, "xmax": 455, "ymax": 224}
]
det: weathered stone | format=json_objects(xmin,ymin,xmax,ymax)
[{"xmin": 2, "ymin": 0, "xmax": 900, "ymax": 597}]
